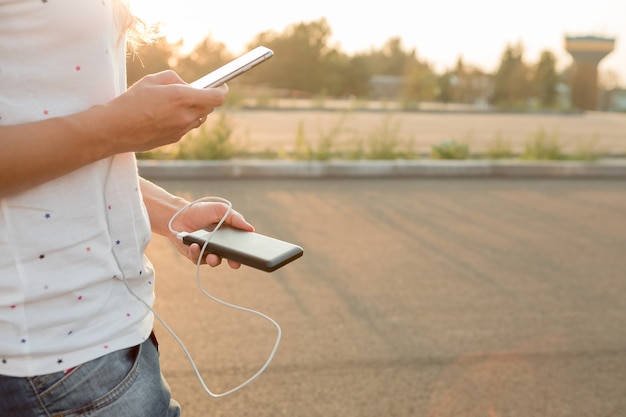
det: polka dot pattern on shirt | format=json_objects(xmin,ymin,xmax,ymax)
[{"xmin": 0, "ymin": 0, "xmax": 155, "ymax": 377}]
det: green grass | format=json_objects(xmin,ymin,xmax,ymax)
[
  {"xmin": 430, "ymin": 140, "xmax": 470, "ymax": 160},
  {"xmin": 521, "ymin": 127, "xmax": 564, "ymax": 160},
  {"xmin": 485, "ymin": 132, "xmax": 515, "ymax": 159}
]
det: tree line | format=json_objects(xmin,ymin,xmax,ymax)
[{"xmin": 127, "ymin": 18, "xmax": 573, "ymax": 110}]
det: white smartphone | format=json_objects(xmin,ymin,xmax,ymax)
[
  {"xmin": 189, "ymin": 46, "xmax": 274, "ymax": 89},
  {"xmin": 182, "ymin": 225, "xmax": 303, "ymax": 272}
]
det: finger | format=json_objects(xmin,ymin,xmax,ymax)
[
  {"xmin": 182, "ymin": 83, "xmax": 229, "ymax": 108},
  {"xmin": 189, "ymin": 116, "xmax": 205, "ymax": 130},
  {"xmin": 186, "ymin": 112, "xmax": 210, "ymax": 132},
  {"xmin": 199, "ymin": 83, "xmax": 229, "ymax": 95},
  {"xmin": 209, "ymin": 83, "xmax": 229, "ymax": 94},
  {"xmin": 224, "ymin": 210, "xmax": 255, "ymax": 232},
  {"xmin": 188, "ymin": 243, "xmax": 206, "ymax": 264},
  {"xmin": 227, "ymin": 259, "xmax": 242, "ymax": 269},
  {"xmin": 205, "ymin": 253, "xmax": 222, "ymax": 267},
  {"xmin": 144, "ymin": 70, "xmax": 185, "ymax": 86}
]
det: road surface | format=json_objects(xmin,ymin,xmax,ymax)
[{"xmin": 145, "ymin": 177, "xmax": 626, "ymax": 417}]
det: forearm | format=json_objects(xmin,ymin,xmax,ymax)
[
  {"xmin": 139, "ymin": 177, "xmax": 188, "ymax": 238},
  {"xmin": 0, "ymin": 106, "xmax": 116, "ymax": 198},
  {"xmin": 0, "ymin": 72, "xmax": 227, "ymax": 199}
]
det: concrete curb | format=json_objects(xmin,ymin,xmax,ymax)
[{"xmin": 138, "ymin": 159, "xmax": 626, "ymax": 179}]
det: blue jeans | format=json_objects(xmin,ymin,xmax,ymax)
[{"xmin": 0, "ymin": 332, "xmax": 180, "ymax": 417}]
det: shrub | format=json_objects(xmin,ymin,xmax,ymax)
[
  {"xmin": 522, "ymin": 127, "xmax": 563, "ymax": 160},
  {"xmin": 431, "ymin": 140, "xmax": 470, "ymax": 160},
  {"xmin": 293, "ymin": 113, "xmax": 351, "ymax": 160},
  {"xmin": 365, "ymin": 113, "xmax": 418, "ymax": 159},
  {"xmin": 571, "ymin": 135, "xmax": 603, "ymax": 161},
  {"xmin": 485, "ymin": 132, "xmax": 514, "ymax": 159},
  {"xmin": 177, "ymin": 111, "xmax": 237, "ymax": 160},
  {"xmin": 293, "ymin": 121, "xmax": 314, "ymax": 160},
  {"xmin": 341, "ymin": 137, "xmax": 366, "ymax": 160},
  {"xmin": 314, "ymin": 114, "xmax": 347, "ymax": 160}
]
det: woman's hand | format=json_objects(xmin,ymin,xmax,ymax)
[
  {"xmin": 99, "ymin": 70, "xmax": 229, "ymax": 154},
  {"xmin": 140, "ymin": 179, "xmax": 255, "ymax": 269},
  {"xmin": 169, "ymin": 201, "xmax": 255, "ymax": 268}
]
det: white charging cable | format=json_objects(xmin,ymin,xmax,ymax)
[{"xmin": 125, "ymin": 196, "xmax": 281, "ymax": 398}]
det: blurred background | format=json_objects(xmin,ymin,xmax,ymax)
[
  {"xmin": 127, "ymin": 0, "xmax": 626, "ymax": 112},
  {"xmin": 127, "ymin": 1, "xmax": 626, "ymax": 163},
  {"xmin": 130, "ymin": 3, "xmax": 626, "ymax": 416}
]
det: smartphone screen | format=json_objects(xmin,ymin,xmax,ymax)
[{"xmin": 189, "ymin": 46, "xmax": 274, "ymax": 89}]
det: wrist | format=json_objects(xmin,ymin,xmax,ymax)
[
  {"xmin": 63, "ymin": 105, "xmax": 123, "ymax": 159},
  {"xmin": 85, "ymin": 103, "xmax": 134, "ymax": 156},
  {"xmin": 139, "ymin": 178, "xmax": 189, "ymax": 238}
]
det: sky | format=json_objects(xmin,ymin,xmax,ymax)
[{"xmin": 130, "ymin": 0, "xmax": 626, "ymax": 86}]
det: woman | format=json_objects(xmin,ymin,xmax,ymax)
[{"xmin": 0, "ymin": 1, "xmax": 252, "ymax": 415}]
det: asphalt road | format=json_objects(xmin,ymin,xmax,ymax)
[{"xmin": 145, "ymin": 177, "xmax": 626, "ymax": 417}]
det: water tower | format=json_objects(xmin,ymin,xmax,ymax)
[{"xmin": 564, "ymin": 35, "xmax": 615, "ymax": 110}]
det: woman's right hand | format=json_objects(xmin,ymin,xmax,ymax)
[{"xmin": 98, "ymin": 70, "xmax": 229, "ymax": 154}]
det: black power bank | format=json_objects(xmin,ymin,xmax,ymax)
[{"xmin": 182, "ymin": 225, "xmax": 303, "ymax": 272}]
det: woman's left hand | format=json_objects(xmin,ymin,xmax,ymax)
[{"xmin": 169, "ymin": 201, "xmax": 254, "ymax": 268}]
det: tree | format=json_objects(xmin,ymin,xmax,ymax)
[
  {"xmin": 174, "ymin": 37, "xmax": 232, "ymax": 84},
  {"xmin": 533, "ymin": 50, "xmax": 559, "ymax": 107},
  {"xmin": 341, "ymin": 54, "xmax": 371, "ymax": 97},
  {"xmin": 491, "ymin": 42, "xmax": 531, "ymax": 108},
  {"xmin": 244, "ymin": 18, "xmax": 336, "ymax": 94},
  {"xmin": 403, "ymin": 60, "xmax": 438, "ymax": 101},
  {"xmin": 437, "ymin": 58, "xmax": 491, "ymax": 105},
  {"xmin": 437, "ymin": 71, "xmax": 454, "ymax": 104},
  {"xmin": 366, "ymin": 37, "xmax": 415, "ymax": 76},
  {"xmin": 360, "ymin": 38, "xmax": 438, "ymax": 101},
  {"xmin": 318, "ymin": 48, "xmax": 355, "ymax": 97}
]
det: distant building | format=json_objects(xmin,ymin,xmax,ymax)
[
  {"xmin": 564, "ymin": 35, "xmax": 615, "ymax": 110},
  {"xmin": 369, "ymin": 75, "xmax": 403, "ymax": 99},
  {"xmin": 600, "ymin": 88, "xmax": 626, "ymax": 112}
]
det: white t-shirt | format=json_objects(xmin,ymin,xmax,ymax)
[{"xmin": 0, "ymin": 0, "xmax": 155, "ymax": 377}]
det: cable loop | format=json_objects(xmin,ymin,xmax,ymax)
[{"xmin": 125, "ymin": 196, "xmax": 281, "ymax": 398}]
